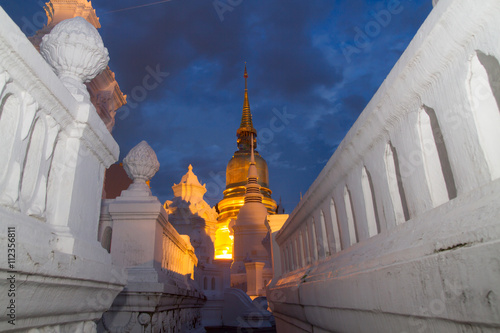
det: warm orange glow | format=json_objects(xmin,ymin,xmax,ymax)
[
  {"xmin": 214, "ymin": 224, "xmax": 233, "ymax": 259},
  {"xmin": 214, "ymin": 144, "xmax": 278, "ymax": 260},
  {"xmin": 214, "ymin": 186, "xmax": 278, "ymax": 260},
  {"xmin": 216, "ymin": 248, "xmax": 232, "ymax": 260},
  {"xmin": 216, "ymin": 255, "xmax": 232, "ymax": 259}
]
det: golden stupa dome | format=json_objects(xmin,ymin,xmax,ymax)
[{"xmin": 226, "ymin": 151, "xmax": 269, "ymax": 189}]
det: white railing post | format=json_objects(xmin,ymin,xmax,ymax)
[
  {"xmin": 0, "ymin": 11, "xmax": 124, "ymax": 332},
  {"xmin": 100, "ymin": 141, "xmax": 205, "ymax": 332}
]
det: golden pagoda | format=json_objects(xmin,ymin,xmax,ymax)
[{"xmin": 214, "ymin": 66, "xmax": 277, "ymax": 259}]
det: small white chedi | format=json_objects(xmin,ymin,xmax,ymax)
[{"xmin": 165, "ymin": 164, "xmax": 218, "ymax": 263}]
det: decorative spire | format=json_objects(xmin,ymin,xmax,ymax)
[
  {"xmin": 177, "ymin": 164, "xmax": 204, "ymax": 187},
  {"xmin": 240, "ymin": 64, "xmax": 252, "ymax": 129},
  {"xmin": 237, "ymin": 64, "xmax": 257, "ymax": 151},
  {"xmin": 245, "ymin": 133, "xmax": 262, "ymax": 203},
  {"xmin": 244, "ymin": 64, "xmax": 248, "ymax": 85},
  {"xmin": 171, "ymin": 164, "xmax": 207, "ymax": 202}
]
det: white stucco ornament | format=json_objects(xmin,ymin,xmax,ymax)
[
  {"xmin": 40, "ymin": 16, "xmax": 109, "ymax": 99},
  {"xmin": 123, "ymin": 141, "xmax": 160, "ymax": 195}
]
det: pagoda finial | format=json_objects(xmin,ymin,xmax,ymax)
[
  {"xmin": 241, "ymin": 64, "xmax": 252, "ymax": 128},
  {"xmin": 244, "ymin": 63, "xmax": 248, "ymax": 89},
  {"xmin": 237, "ymin": 64, "xmax": 257, "ymax": 150}
]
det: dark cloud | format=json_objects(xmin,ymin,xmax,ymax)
[{"xmin": 1, "ymin": 0, "xmax": 432, "ymax": 212}]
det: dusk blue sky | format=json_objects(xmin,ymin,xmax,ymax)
[{"xmin": 1, "ymin": 0, "xmax": 433, "ymax": 212}]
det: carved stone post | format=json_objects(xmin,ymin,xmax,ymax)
[
  {"xmin": 39, "ymin": 16, "xmax": 118, "ymax": 261},
  {"xmin": 108, "ymin": 141, "xmax": 164, "ymax": 280}
]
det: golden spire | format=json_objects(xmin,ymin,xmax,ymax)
[
  {"xmin": 239, "ymin": 64, "xmax": 254, "ymax": 130},
  {"xmin": 244, "ymin": 64, "xmax": 248, "ymax": 86},
  {"xmin": 237, "ymin": 64, "xmax": 257, "ymax": 150}
]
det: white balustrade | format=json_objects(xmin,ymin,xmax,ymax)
[
  {"xmin": 275, "ymin": 0, "xmax": 500, "ymax": 275},
  {"xmin": 0, "ymin": 9, "xmax": 124, "ymax": 332},
  {"xmin": 269, "ymin": 0, "xmax": 500, "ymax": 332},
  {"xmin": 161, "ymin": 223, "xmax": 197, "ymax": 279}
]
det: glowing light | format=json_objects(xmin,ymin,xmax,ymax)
[
  {"xmin": 216, "ymin": 254, "xmax": 233, "ymax": 259},
  {"xmin": 214, "ymin": 222, "xmax": 233, "ymax": 259}
]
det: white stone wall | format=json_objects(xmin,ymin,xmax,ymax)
[
  {"xmin": 0, "ymin": 8, "xmax": 125, "ymax": 332},
  {"xmin": 268, "ymin": 0, "xmax": 500, "ymax": 331}
]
